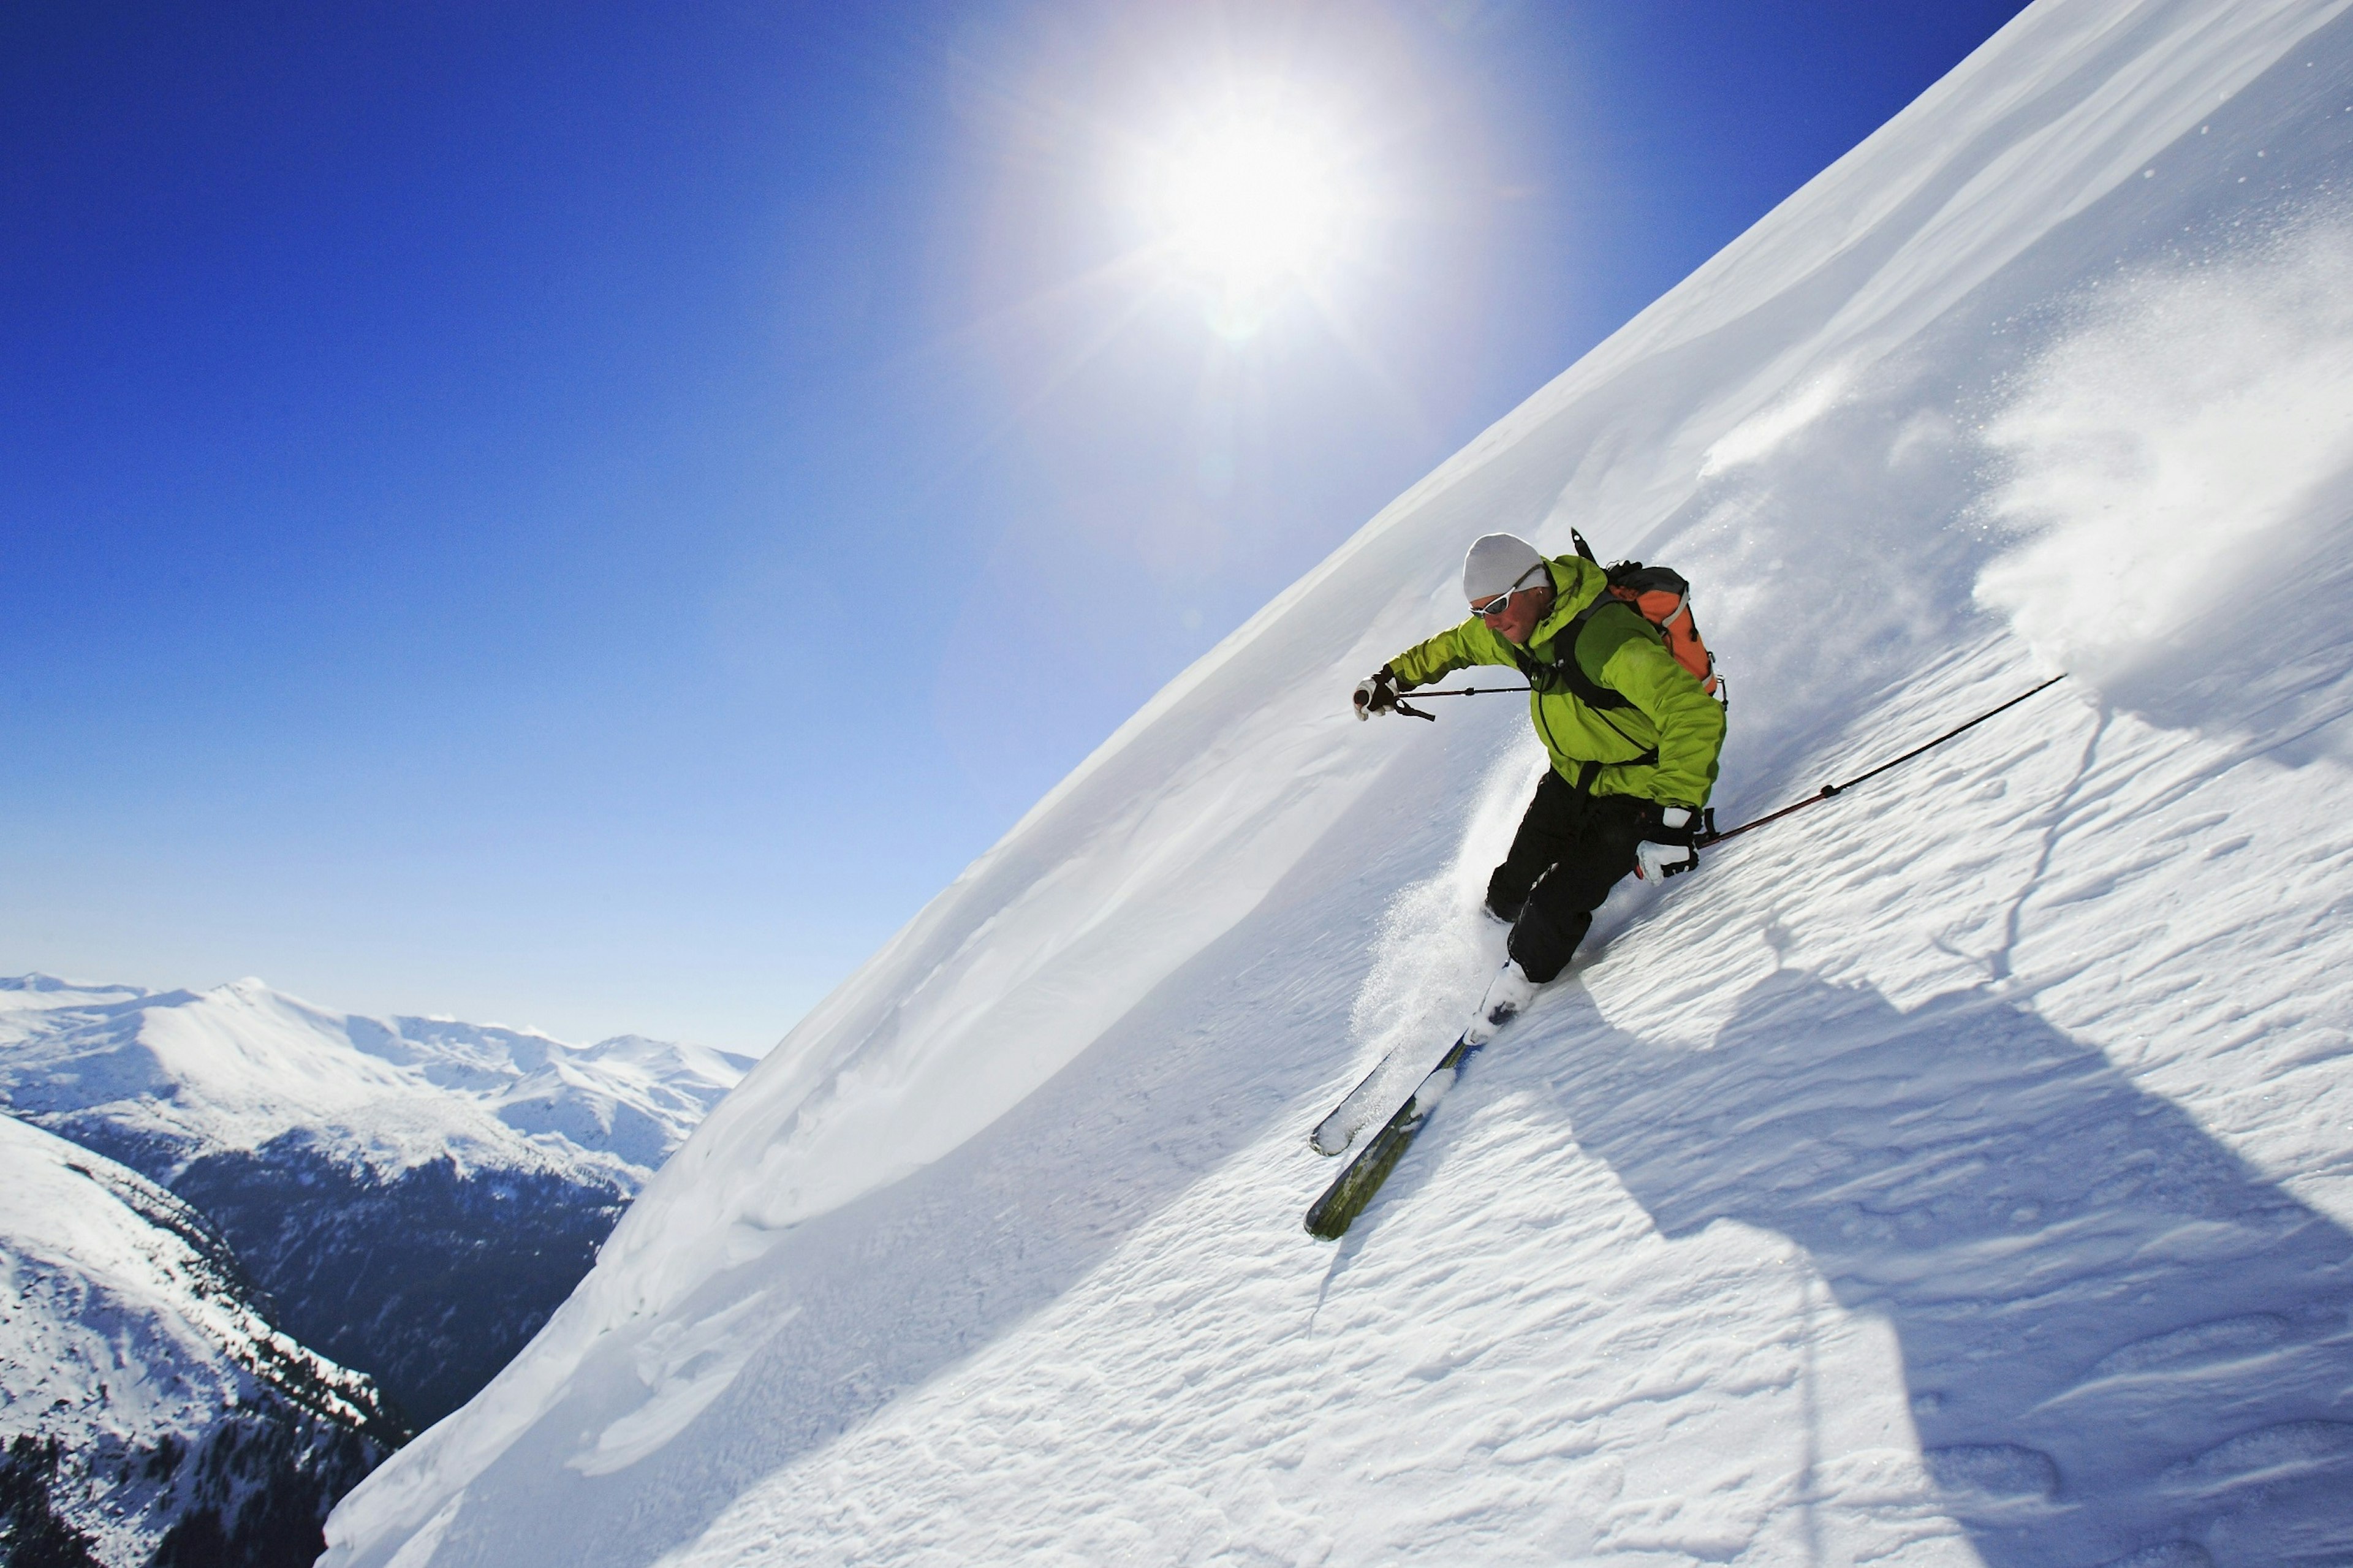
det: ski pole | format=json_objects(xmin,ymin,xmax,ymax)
[
  {"xmin": 1385, "ymin": 681, "xmax": 1531, "ymax": 721},
  {"xmin": 1696, "ymin": 674, "xmax": 2066, "ymax": 849},
  {"xmin": 1401, "ymin": 683, "xmax": 1534, "ymax": 699}
]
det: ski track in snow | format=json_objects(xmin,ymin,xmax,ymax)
[{"xmin": 328, "ymin": 3, "xmax": 2353, "ymax": 1565}]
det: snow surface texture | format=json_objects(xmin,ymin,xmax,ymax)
[
  {"xmin": 0, "ymin": 1112, "xmax": 395, "ymax": 1565},
  {"xmin": 328, "ymin": 3, "xmax": 2353, "ymax": 1564},
  {"xmin": 0, "ymin": 974, "xmax": 752, "ymax": 1186}
]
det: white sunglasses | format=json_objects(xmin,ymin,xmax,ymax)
[{"xmin": 1471, "ymin": 563, "xmax": 1547, "ymax": 618}]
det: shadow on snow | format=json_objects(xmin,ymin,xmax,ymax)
[{"xmin": 1472, "ymin": 970, "xmax": 2353, "ymax": 1568}]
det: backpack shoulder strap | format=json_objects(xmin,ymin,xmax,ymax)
[{"xmin": 1531, "ymin": 593, "xmax": 1651, "ymax": 711}]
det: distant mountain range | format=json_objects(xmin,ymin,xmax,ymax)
[{"xmin": 0, "ymin": 972, "xmax": 752, "ymax": 1566}]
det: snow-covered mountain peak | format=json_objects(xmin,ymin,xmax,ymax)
[
  {"xmin": 0, "ymin": 974, "xmax": 752, "ymax": 1183},
  {"xmin": 0, "ymin": 971, "xmax": 151, "ymax": 1005},
  {"xmin": 2, "ymin": 974, "xmax": 757, "ymax": 1433}
]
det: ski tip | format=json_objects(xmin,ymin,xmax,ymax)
[{"xmin": 1308, "ymin": 1127, "xmax": 1351, "ymax": 1157}]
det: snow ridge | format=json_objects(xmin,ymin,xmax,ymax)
[
  {"xmin": 0, "ymin": 1112, "xmax": 398, "ymax": 1566},
  {"xmin": 326, "ymin": 3, "xmax": 2353, "ymax": 1566},
  {"xmin": 0, "ymin": 974, "xmax": 750, "ymax": 1186}
]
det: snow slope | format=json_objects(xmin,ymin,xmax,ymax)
[
  {"xmin": 0, "ymin": 1111, "xmax": 396, "ymax": 1566},
  {"xmin": 327, "ymin": 2, "xmax": 2353, "ymax": 1564}
]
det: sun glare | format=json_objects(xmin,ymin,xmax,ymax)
[{"xmin": 1139, "ymin": 96, "xmax": 1363, "ymax": 334}]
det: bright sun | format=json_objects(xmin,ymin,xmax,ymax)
[{"xmin": 1140, "ymin": 97, "xmax": 1362, "ymax": 329}]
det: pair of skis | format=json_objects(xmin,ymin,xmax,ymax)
[{"xmin": 1303, "ymin": 1015, "xmax": 1502, "ymax": 1240}]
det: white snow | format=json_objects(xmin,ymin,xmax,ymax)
[
  {"xmin": 326, "ymin": 2, "xmax": 2353, "ymax": 1565},
  {"xmin": 0, "ymin": 1112, "xmax": 387, "ymax": 1564},
  {"xmin": 1977, "ymin": 206, "xmax": 2353, "ymax": 743},
  {"xmin": 0, "ymin": 974, "xmax": 752, "ymax": 1185}
]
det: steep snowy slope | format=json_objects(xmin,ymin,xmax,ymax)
[
  {"xmin": 0, "ymin": 975, "xmax": 751, "ymax": 1424},
  {"xmin": 327, "ymin": 2, "xmax": 2353, "ymax": 1565},
  {"xmin": 0, "ymin": 1112, "xmax": 398, "ymax": 1567}
]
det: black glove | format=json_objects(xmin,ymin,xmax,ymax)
[
  {"xmin": 1634, "ymin": 805, "xmax": 1699, "ymax": 881},
  {"xmin": 1352, "ymin": 669, "xmax": 1400, "ymax": 721}
]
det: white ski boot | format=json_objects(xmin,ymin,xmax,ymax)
[{"xmin": 1465, "ymin": 958, "xmax": 1539, "ymax": 1045}]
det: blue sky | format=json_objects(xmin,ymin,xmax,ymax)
[{"xmin": 1, "ymin": 1, "xmax": 2030, "ymax": 1053}]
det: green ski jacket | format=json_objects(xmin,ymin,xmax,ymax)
[{"xmin": 1385, "ymin": 554, "xmax": 1726, "ymax": 809}]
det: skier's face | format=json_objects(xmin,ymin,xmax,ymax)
[{"xmin": 1477, "ymin": 583, "xmax": 1552, "ymax": 645}]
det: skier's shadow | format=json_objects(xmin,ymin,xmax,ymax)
[{"xmin": 1525, "ymin": 969, "xmax": 2353, "ymax": 1567}]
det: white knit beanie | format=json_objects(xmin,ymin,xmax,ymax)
[{"xmin": 1461, "ymin": 533, "xmax": 1547, "ymax": 602}]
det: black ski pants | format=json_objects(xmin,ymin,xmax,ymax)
[{"xmin": 1487, "ymin": 769, "xmax": 1650, "ymax": 984}]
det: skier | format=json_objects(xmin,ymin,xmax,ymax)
[{"xmin": 1352, "ymin": 532, "xmax": 1726, "ymax": 1036}]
